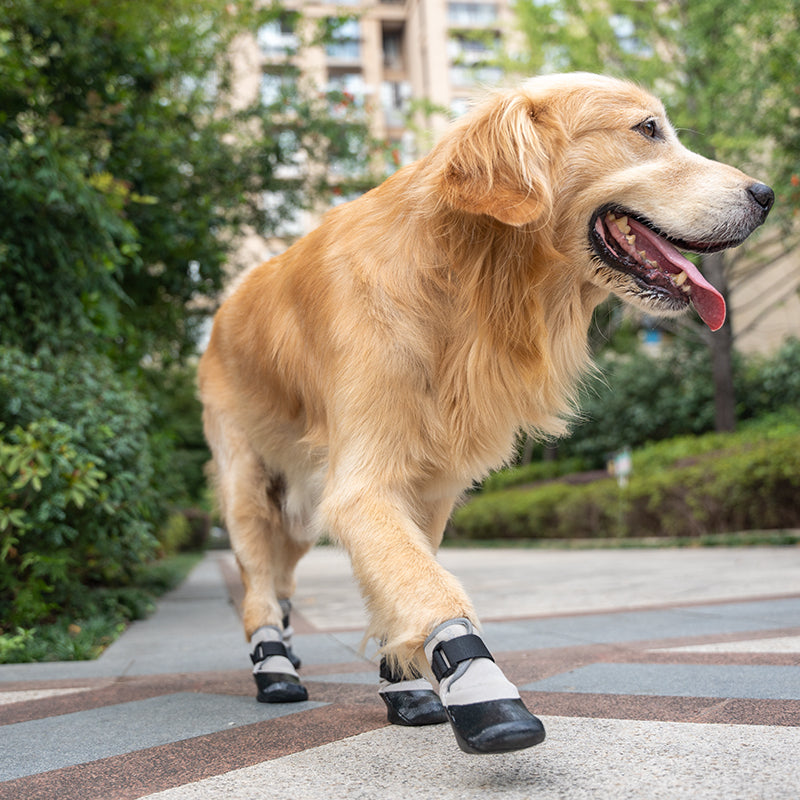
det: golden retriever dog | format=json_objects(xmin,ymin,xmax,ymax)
[{"xmin": 198, "ymin": 72, "xmax": 773, "ymax": 753}]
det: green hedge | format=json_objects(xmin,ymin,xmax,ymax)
[
  {"xmin": 527, "ymin": 337, "xmax": 800, "ymax": 469},
  {"xmin": 450, "ymin": 427, "xmax": 800, "ymax": 541},
  {"xmin": 481, "ymin": 456, "xmax": 588, "ymax": 492},
  {"xmin": 0, "ymin": 347, "xmax": 163, "ymax": 629}
]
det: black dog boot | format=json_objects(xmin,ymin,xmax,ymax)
[
  {"xmin": 279, "ymin": 598, "xmax": 302, "ymax": 670},
  {"xmin": 250, "ymin": 625, "xmax": 308, "ymax": 703},
  {"xmin": 378, "ymin": 657, "xmax": 448, "ymax": 726},
  {"xmin": 424, "ymin": 618, "xmax": 545, "ymax": 754}
]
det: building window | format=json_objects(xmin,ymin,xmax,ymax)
[
  {"xmin": 327, "ymin": 70, "xmax": 367, "ymax": 111},
  {"xmin": 449, "ymin": 63, "xmax": 503, "ymax": 87},
  {"xmin": 257, "ymin": 15, "xmax": 298, "ymax": 57},
  {"xmin": 447, "ymin": 3, "xmax": 499, "ymax": 26},
  {"xmin": 261, "ymin": 70, "xmax": 297, "ymax": 105},
  {"xmin": 380, "ymin": 80, "xmax": 411, "ymax": 127},
  {"xmin": 448, "ymin": 32, "xmax": 500, "ymax": 65},
  {"xmin": 382, "ymin": 27, "xmax": 404, "ymax": 70},
  {"xmin": 325, "ymin": 18, "xmax": 361, "ymax": 61}
]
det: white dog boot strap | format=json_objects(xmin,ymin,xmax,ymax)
[
  {"xmin": 279, "ymin": 598, "xmax": 301, "ymax": 669},
  {"xmin": 424, "ymin": 619, "xmax": 545, "ymax": 754},
  {"xmin": 250, "ymin": 626, "xmax": 307, "ymax": 703},
  {"xmin": 378, "ymin": 657, "xmax": 447, "ymax": 727}
]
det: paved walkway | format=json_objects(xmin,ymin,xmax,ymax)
[{"xmin": 1, "ymin": 545, "xmax": 799, "ymax": 799}]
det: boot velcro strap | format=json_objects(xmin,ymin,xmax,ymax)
[
  {"xmin": 250, "ymin": 640, "xmax": 289, "ymax": 665},
  {"xmin": 431, "ymin": 634, "xmax": 494, "ymax": 682}
]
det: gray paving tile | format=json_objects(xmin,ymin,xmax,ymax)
[
  {"xmin": 306, "ymin": 671, "xmax": 377, "ymax": 685},
  {"xmin": 522, "ymin": 663, "xmax": 800, "ymax": 700},
  {"xmin": 483, "ymin": 597, "xmax": 800, "ymax": 651},
  {"xmin": 0, "ymin": 693, "xmax": 326, "ymax": 782},
  {"xmin": 139, "ymin": 716, "xmax": 800, "ymax": 800},
  {"xmin": 686, "ymin": 597, "xmax": 800, "ymax": 627},
  {"xmin": 294, "ymin": 632, "xmax": 371, "ymax": 666}
]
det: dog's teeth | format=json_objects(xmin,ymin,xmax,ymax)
[
  {"xmin": 607, "ymin": 212, "xmax": 618, "ymax": 223},
  {"xmin": 626, "ymin": 234, "xmax": 636, "ymax": 245},
  {"xmin": 639, "ymin": 250, "xmax": 648, "ymax": 261},
  {"xmin": 673, "ymin": 271, "xmax": 688, "ymax": 286},
  {"xmin": 617, "ymin": 217, "xmax": 631, "ymax": 234}
]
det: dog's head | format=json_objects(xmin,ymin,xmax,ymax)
[{"xmin": 435, "ymin": 72, "xmax": 773, "ymax": 331}]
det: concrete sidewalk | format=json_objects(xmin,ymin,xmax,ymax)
[{"xmin": 1, "ymin": 545, "xmax": 799, "ymax": 799}]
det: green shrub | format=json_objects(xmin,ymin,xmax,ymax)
[
  {"xmin": 158, "ymin": 512, "xmax": 192, "ymax": 556},
  {"xmin": 738, "ymin": 337, "xmax": 800, "ymax": 417},
  {"xmin": 529, "ymin": 337, "xmax": 800, "ymax": 470},
  {"xmin": 560, "ymin": 339, "xmax": 718, "ymax": 467},
  {"xmin": 0, "ymin": 552, "xmax": 201, "ymax": 663},
  {"xmin": 0, "ymin": 347, "xmax": 162, "ymax": 630},
  {"xmin": 450, "ymin": 428, "xmax": 800, "ymax": 541},
  {"xmin": 482, "ymin": 456, "xmax": 587, "ymax": 492}
]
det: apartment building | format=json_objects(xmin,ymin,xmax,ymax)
[
  {"xmin": 255, "ymin": 0, "xmax": 517, "ymax": 160},
  {"xmin": 232, "ymin": 2, "xmax": 799, "ymax": 352}
]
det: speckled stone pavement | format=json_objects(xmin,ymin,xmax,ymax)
[{"xmin": 1, "ymin": 545, "xmax": 799, "ymax": 800}]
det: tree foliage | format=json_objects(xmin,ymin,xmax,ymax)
[
  {"xmin": 514, "ymin": 0, "xmax": 800, "ymax": 430},
  {"xmin": 0, "ymin": 0, "xmax": 380, "ymax": 363},
  {"xmin": 0, "ymin": 1, "xmax": 384, "ymax": 643},
  {"xmin": 515, "ymin": 0, "xmax": 799, "ymax": 200}
]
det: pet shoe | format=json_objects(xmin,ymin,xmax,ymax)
[
  {"xmin": 251, "ymin": 625, "xmax": 308, "ymax": 703},
  {"xmin": 279, "ymin": 598, "xmax": 302, "ymax": 670},
  {"xmin": 378, "ymin": 657, "xmax": 448, "ymax": 726},
  {"xmin": 424, "ymin": 619, "xmax": 545, "ymax": 754}
]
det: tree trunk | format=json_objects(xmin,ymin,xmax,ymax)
[{"xmin": 702, "ymin": 251, "xmax": 737, "ymax": 432}]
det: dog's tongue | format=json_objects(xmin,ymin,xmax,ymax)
[{"xmin": 628, "ymin": 218, "xmax": 727, "ymax": 331}]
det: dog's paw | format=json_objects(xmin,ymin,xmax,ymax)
[
  {"xmin": 378, "ymin": 657, "xmax": 447, "ymax": 726},
  {"xmin": 250, "ymin": 625, "xmax": 308, "ymax": 703},
  {"xmin": 443, "ymin": 697, "xmax": 545, "ymax": 754},
  {"xmin": 254, "ymin": 671, "xmax": 308, "ymax": 703},
  {"xmin": 424, "ymin": 619, "xmax": 545, "ymax": 753}
]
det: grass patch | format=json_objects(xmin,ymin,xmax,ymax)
[{"xmin": 0, "ymin": 552, "xmax": 203, "ymax": 664}]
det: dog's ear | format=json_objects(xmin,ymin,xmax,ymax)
[{"xmin": 436, "ymin": 94, "xmax": 558, "ymax": 227}]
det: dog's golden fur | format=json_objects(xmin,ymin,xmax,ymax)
[{"xmin": 198, "ymin": 73, "xmax": 768, "ymax": 675}]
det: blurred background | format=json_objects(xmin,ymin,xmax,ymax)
[{"xmin": 1, "ymin": 0, "xmax": 798, "ymax": 663}]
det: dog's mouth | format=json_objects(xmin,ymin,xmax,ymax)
[{"xmin": 589, "ymin": 207, "xmax": 727, "ymax": 331}]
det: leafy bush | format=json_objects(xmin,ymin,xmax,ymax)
[
  {"xmin": 158, "ymin": 512, "xmax": 192, "ymax": 556},
  {"xmin": 558, "ymin": 339, "xmax": 719, "ymax": 467},
  {"xmin": 738, "ymin": 337, "xmax": 800, "ymax": 418},
  {"xmin": 450, "ymin": 418, "xmax": 800, "ymax": 541},
  {"xmin": 481, "ymin": 456, "xmax": 588, "ymax": 492},
  {"xmin": 144, "ymin": 363, "xmax": 210, "ymax": 507},
  {"xmin": 508, "ymin": 337, "xmax": 800, "ymax": 471},
  {"xmin": 0, "ymin": 552, "xmax": 201, "ymax": 663},
  {"xmin": 0, "ymin": 347, "xmax": 162, "ymax": 630}
]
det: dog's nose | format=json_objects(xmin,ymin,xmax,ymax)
[{"xmin": 748, "ymin": 182, "xmax": 775, "ymax": 213}]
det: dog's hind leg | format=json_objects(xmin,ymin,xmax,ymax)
[
  {"xmin": 209, "ymin": 424, "xmax": 309, "ymax": 703},
  {"xmin": 269, "ymin": 487, "xmax": 315, "ymax": 670}
]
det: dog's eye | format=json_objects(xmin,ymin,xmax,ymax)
[{"xmin": 634, "ymin": 119, "xmax": 660, "ymax": 140}]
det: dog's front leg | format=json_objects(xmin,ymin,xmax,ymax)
[{"xmin": 321, "ymin": 484, "xmax": 545, "ymax": 753}]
